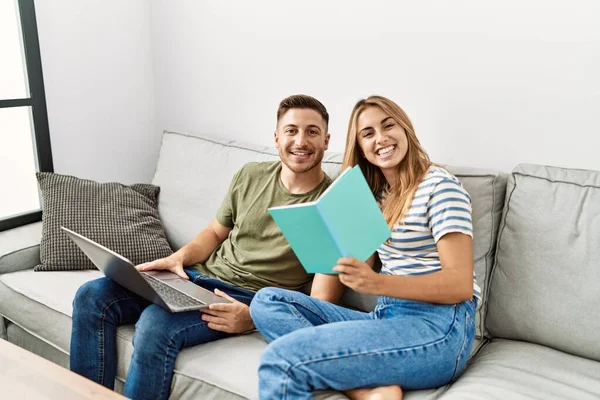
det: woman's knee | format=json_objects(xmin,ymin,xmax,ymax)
[
  {"xmin": 251, "ymin": 287, "xmax": 281, "ymax": 313},
  {"xmin": 251, "ymin": 287, "xmax": 307, "ymax": 310},
  {"xmin": 250, "ymin": 287, "xmax": 297, "ymax": 324}
]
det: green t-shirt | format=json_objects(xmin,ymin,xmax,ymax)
[{"xmin": 193, "ymin": 161, "xmax": 331, "ymax": 292}]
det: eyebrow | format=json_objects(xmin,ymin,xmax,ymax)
[
  {"xmin": 283, "ymin": 124, "xmax": 322, "ymax": 131},
  {"xmin": 359, "ymin": 117, "xmax": 394, "ymax": 134}
]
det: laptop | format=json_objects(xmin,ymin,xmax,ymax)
[{"xmin": 61, "ymin": 227, "xmax": 232, "ymax": 313}]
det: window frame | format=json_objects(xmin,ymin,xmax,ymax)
[{"xmin": 0, "ymin": 0, "xmax": 53, "ymax": 232}]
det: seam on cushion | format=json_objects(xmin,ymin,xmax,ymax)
[
  {"xmin": 512, "ymin": 171, "xmax": 600, "ymax": 189},
  {"xmin": 1, "ymin": 281, "xmax": 137, "ymax": 354},
  {"xmin": 2, "ymin": 316, "xmax": 70, "ymax": 354},
  {"xmin": 484, "ymin": 173, "xmax": 519, "ymax": 337},
  {"xmin": 163, "ymin": 131, "xmax": 342, "ymax": 165},
  {"xmin": 0, "ymin": 275, "xmax": 85, "ymax": 355},
  {"xmin": 476, "ymin": 174, "xmax": 494, "ymax": 339},
  {"xmin": 452, "ymin": 173, "xmax": 502, "ymax": 179},
  {"xmin": 171, "ymin": 367, "xmax": 250, "ymax": 399},
  {"xmin": 479, "ymin": 173, "xmax": 500, "ymax": 339},
  {"xmin": 0, "ymin": 275, "xmax": 77, "ymax": 319},
  {"xmin": 468, "ymin": 337, "xmax": 490, "ymax": 363},
  {"xmin": 4, "ymin": 319, "xmax": 137, "ymax": 388},
  {"xmin": 150, "ymin": 131, "xmax": 169, "ymax": 186}
]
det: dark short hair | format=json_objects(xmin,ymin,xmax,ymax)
[{"xmin": 276, "ymin": 94, "xmax": 329, "ymax": 126}]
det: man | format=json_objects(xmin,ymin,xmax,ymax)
[{"xmin": 70, "ymin": 94, "xmax": 332, "ymax": 400}]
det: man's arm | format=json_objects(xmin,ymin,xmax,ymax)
[
  {"xmin": 136, "ymin": 218, "xmax": 231, "ymax": 279},
  {"xmin": 171, "ymin": 218, "xmax": 231, "ymax": 265},
  {"xmin": 311, "ymin": 274, "xmax": 345, "ymax": 303}
]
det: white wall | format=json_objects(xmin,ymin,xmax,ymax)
[
  {"xmin": 35, "ymin": 0, "xmax": 157, "ymax": 184},
  {"xmin": 151, "ymin": 0, "xmax": 600, "ymax": 173}
]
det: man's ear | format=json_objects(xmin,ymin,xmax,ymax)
[
  {"xmin": 274, "ymin": 130, "xmax": 279, "ymax": 146},
  {"xmin": 324, "ymin": 133, "xmax": 331, "ymax": 151}
]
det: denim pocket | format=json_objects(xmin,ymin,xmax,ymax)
[{"xmin": 451, "ymin": 305, "xmax": 475, "ymax": 382}]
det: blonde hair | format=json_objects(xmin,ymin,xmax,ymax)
[{"xmin": 342, "ymin": 96, "xmax": 432, "ymax": 227}]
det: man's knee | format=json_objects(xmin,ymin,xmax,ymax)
[
  {"xmin": 133, "ymin": 305, "xmax": 177, "ymax": 350},
  {"xmin": 73, "ymin": 277, "xmax": 114, "ymax": 310}
]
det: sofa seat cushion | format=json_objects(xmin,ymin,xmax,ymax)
[
  {"xmin": 171, "ymin": 332, "xmax": 447, "ymax": 400},
  {"xmin": 439, "ymin": 339, "xmax": 600, "ymax": 400},
  {"xmin": 0, "ymin": 268, "xmax": 448, "ymax": 399},
  {"xmin": 0, "ymin": 269, "xmax": 103, "ymax": 352}
]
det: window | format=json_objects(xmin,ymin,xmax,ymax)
[{"xmin": 0, "ymin": 0, "xmax": 53, "ymax": 232}]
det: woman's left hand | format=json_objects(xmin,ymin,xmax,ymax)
[{"xmin": 333, "ymin": 257, "xmax": 382, "ymax": 295}]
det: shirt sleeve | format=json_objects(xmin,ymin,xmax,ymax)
[
  {"xmin": 427, "ymin": 178, "xmax": 473, "ymax": 242},
  {"xmin": 215, "ymin": 167, "xmax": 244, "ymax": 228}
]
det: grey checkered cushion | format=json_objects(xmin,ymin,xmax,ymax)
[{"xmin": 35, "ymin": 172, "xmax": 173, "ymax": 271}]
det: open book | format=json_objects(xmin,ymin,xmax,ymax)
[{"xmin": 269, "ymin": 165, "xmax": 391, "ymax": 274}]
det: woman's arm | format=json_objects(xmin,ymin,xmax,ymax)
[
  {"xmin": 335, "ymin": 233, "xmax": 473, "ymax": 304},
  {"xmin": 377, "ymin": 232, "xmax": 474, "ymax": 303}
]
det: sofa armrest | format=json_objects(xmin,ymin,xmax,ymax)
[
  {"xmin": 0, "ymin": 245, "xmax": 40, "ymax": 274},
  {"xmin": 0, "ymin": 222, "xmax": 42, "ymax": 274}
]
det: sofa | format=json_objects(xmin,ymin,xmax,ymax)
[{"xmin": 1, "ymin": 131, "xmax": 599, "ymax": 400}]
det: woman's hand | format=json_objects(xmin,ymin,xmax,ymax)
[{"xmin": 333, "ymin": 257, "xmax": 382, "ymax": 295}]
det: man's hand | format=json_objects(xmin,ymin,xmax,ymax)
[
  {"xmin": 135, "ymin": 256, "xmax": 188, "ymax": 280},
  {"xmin": 333, "ymin": 257, "xmax": 383, "ymax": 295},
  {"xmin": 201, "ymin": 289, "xmax": 255, "ymax": 334}
]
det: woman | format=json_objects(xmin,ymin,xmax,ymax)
[{"xmin": 250, "ymin": 96, "xmax": 481, "ymax": 400}]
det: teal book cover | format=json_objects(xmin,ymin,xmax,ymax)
[{"xmin": 268, "ymin": 166, "xmax": 391, "ymax": 274}]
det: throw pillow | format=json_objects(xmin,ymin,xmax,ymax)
[{"xmin": 35, "ymin": 172, "xmax": 173, "ymax": 271}]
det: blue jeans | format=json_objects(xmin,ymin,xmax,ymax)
[
  {"xmin": 250, "ymin": 288, "xmax": 477, "ymax": 400},
  {"xmin": 70, "ymin": 269, "xmax": 255, "ymax": 400}
]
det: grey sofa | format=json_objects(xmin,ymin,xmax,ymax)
[{"xmin": 1, "ymin": 131, "xmax": 599, "ymax": 400}]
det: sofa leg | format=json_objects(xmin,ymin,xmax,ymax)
[{"xmin": 0, "ymin": 315, "xmax": 7, "ymax": 340}]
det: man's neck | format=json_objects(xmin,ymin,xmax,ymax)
[{"xmin": 280, "ymin": 165, "xmax": 325, "ymax": 195}]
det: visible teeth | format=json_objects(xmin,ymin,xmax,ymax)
[
  {"xmin": 378, "ymin": 145, "xmax": 395, "ymax": 155},
  {"xmin": 292, "ymin": 152, "xmax": 309, "ymax": 156}
]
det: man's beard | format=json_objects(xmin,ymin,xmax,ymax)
[{"xmin": 279, "ymin": 148, "xmax": 324, "ymax": 173}]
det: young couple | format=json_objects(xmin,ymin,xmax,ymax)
[{"xmin": 70, "ymin": 94, "xmax": 480, "ymax": 400}]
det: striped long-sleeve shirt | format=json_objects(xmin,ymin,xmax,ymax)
[{"xmin": 378, "ymin": 166, "xmax": 482, "ymax": 300}]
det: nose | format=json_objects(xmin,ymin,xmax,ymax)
[
  {"xmin": 375, "ymin": 130, "xmax": 388, "ymax": 145},
  {"xmin": 295, "ymin": 131, "xmax": 309, "ymax": 147}
]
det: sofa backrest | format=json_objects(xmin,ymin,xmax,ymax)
[
  {"xmin": 151, "ymin": 132, "xmax": 341, "ymax": 249},
  {"xmin": 152, "ymin": 132, "xmax": 507, "ymax": 337},
  {"xmin": 486, "ymin": 164, "xmax": 600, "ymax": 362}
]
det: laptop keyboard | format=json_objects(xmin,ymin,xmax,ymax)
[{"xmin": 141, "ymin": 273, "xmax": 206, "ymax": 309}]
